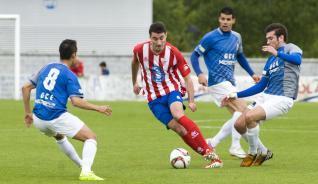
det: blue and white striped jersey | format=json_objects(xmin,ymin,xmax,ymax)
[{"xmin": 29, "ymin": 62, "xmax": 83, "ymax": 120}]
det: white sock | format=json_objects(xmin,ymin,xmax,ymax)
[
  {"xmin": 230, "ymin": 112, "xmax": 242, "ymax": 148},
  {"xmin": 241, "ymin": 133, "xmax": 248, "ymax": 142},
  {"xmin": 247, "ymin": 125, "xmax": 260, "ymax": 155},
  {"xmin": 257, "ymin": 138, "xmax": 268, "ymax": 155},
  {"xmin": 209, "ymin": 119, "xmax": 232, "ymax": 148},
  {"xmin": 56, "ymin": 137, "xmax": 82, "ymax": 167},
  {"xmin": 210, "ymin": 111, "xmax": 242, "ymax": 148},
  {"xmin": 82, "ymin": 139, "xmax": 97, "ymax": 173}
]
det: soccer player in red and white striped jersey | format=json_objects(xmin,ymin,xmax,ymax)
[{"xmin": 131, "ymin": 22, "xmax": 223, "ymax": 168}]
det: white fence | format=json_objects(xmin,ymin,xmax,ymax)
[
  {"xmin": 76, "ymin": 74, "xmax": 318, "ymax": 102},
  {"xmin": 1, "ymin": 54, "xmax": 316, "ymax": 101}
]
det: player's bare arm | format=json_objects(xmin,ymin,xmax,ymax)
[
  {"xmin": 21, "ymin": 82, "xmax": 35, "ymax": 127},
  {"xmin": 197, "ymin": 73, "xmax": 208, "ymax": 87},
  {"xmin": 183, "ymin": 74, "xmax": 197, "ymax": 112},
  {"xmin": 131, "ymin": 56, "xmax": 141, "ymax": 95},
  {"xmin": 70, "ymin": 96, "xmax": 112, "ymax": 116}
]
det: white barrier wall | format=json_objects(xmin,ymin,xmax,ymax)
[
  {"xmin": 77, "ymin": 74, "xmax": 318, "ymax": 102},
  {"xmin": 0, "ymin": 54, "xmax": 318, "ymax": 101}
]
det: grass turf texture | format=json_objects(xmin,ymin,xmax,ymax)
[{"xmin": 0, "ymin": 100, "xmax": 317, "ymax": 183}]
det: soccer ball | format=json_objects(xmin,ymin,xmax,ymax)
[{"xmin": 169, "ymin": 148, "xmax": 191, "ymax": 169}]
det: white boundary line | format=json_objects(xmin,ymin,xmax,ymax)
[
  {"xmin": 195, "ymin": 116, "xmax": 300, "ymax": 123},
  {"xmin": 199, "ymin": 125, "xmax": 318, "ymax": 133}
]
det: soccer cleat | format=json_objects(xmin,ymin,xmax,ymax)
[
  {"xmin": 205, "ymin": 159, "xmax": 223, "ymax": 168},
  {"xmin": 229, "ymin": 146, "xmax": 247, "ymax": 159},
  {"xmin": 203, "ymin": 149, "xmax": 219, "ymax": 161},
  {"xmin": 252, "ymin": 150, "xmax": 273, "ymax": 166},
  {"xmin": 79, "ymin": 171, "xmax": 104, "ymax": 181},
  {"xmin": 203, "ymin": 149, "xmax": 223, "ymax": 168},
  {"xmin": 240, "ymin": 154, "xmax": 257, "ymax": 167}
]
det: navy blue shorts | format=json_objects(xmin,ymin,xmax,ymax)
[{"xmin": 148, "ymin": 91, "xmax": 184, "ymax": 126}]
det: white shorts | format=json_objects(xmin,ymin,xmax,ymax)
[
  {"xmin": 248, "ymin": 93, "xmax": 294, "ymax": 120},
  {"xmin": 208, "ymin": 81, "xmax": 237, "ymax": 107},
  {"xmin": 33, "ymin": 112, "xmax": 85, "ymax": 138}
]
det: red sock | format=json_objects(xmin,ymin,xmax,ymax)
[{"xmin": 178, "ymin": 115, "xmax": 212, "ymax": 155}]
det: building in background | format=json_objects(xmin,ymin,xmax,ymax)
[
  {"xmin": 0, "ymin": 0, "xmax": 152, "ymax": 55},
  {"xmin": 0, "ymin": 0, "xmax": 152, "ymax": 99}
]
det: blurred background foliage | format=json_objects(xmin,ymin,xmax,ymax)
[{"xmin": 154, "ymin": 0, "xmax": 318, "ymax": 57}]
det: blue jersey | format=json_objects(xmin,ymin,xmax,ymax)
[
  {"xmin": 263, "ymin": 43, "xmax": 302, "ymax": 99},
  {"xmin": 194, "ymin": 28, "xmax": 245, "ymax": 86},
  {"xmin": 29, "ymin": 62, "xmax": 83, "ymax": 120},
  {"xmin": 237, "ymin": 43, "xmax": 302, "ymax": 99}
]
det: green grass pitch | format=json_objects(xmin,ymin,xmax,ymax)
[{"xmin": 0, "ymin": 100, "xmax": 318, "ymax": 183}]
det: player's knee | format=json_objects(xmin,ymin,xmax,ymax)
[
  {"xmin": 87, "ymin": 132, "xmax": 97, "ymax": 140},
  {"xmin": 168, "ymin": 121, "xmax": 187, "ymax": 136},
  {"xmin": 245, "ymin": 112, "xmax": 255, "ymax": 124},
  {"xmin": 234, "ymin": 116, "xmax": 246, "ymax": 134},
  {"xmin": 171, "ymin": 110, "xmax": 184, "ymax": 120},
  {"xmin": 174, "ymin": 126, "xmax": 187, "ymax": 136}
]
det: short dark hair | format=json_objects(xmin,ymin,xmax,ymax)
[
  {"xmin": 264, "ymin": 23, "xmax": 288, "ymax": 42},
  {"xmin": 59, "ymin": 39, "xmax": 77, "ymax": 60},
  {"xmin": 219, "ymin": 7, "xmax": 235, "ymax": 18},
  {"xmin": 149, "ymin": 22, "xmax": 166, "ymax": 35},
  {"xmin": 99, "ymin": 61, "xmax": 106, "ymax": 67}
]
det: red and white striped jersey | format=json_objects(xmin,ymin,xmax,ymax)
[{"xmin": 133, "ymin": 41, "xmax": 191, "ymax": 102}]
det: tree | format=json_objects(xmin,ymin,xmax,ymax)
[{"xmin": 153, "ymin": 0, "xmax": 318, "ymax": 57}]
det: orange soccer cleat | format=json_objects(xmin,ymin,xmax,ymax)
[{"xmin": 240, "ymin": 154, "xmax": 257, "ymax": 167}]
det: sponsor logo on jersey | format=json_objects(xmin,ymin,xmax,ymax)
[
  {"xmin": 151, "ymin": 65, "xmax": 165, "ymax": 82},
  {"xmin": 269, "ymin": 59, "xmax": 280, "ymax": 74},
  {"xmin": 219, "ymin": 60, "xmax": 235, "ymax": 65},
  {"xmin": 35, "ymin": 99, "xmax": 56, "ymax": 108}
]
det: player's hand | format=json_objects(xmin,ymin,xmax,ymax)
[
  {"xmin": 24, "ymin": 113, "xmax": 33, "ymax": 128},
  {"xmin": 97, "ymin": 105, "xmax": 112, "ymax": 116},
  {"xmin": 188, "ymin": 102, "xmax": 197, "ymax": 112},
  {"xmin": 198, "ymin": 73, "xmax": 208, "ymax": 87},
  {"xmin": 221, "ymin": 92, "xmax": 237, "ymax": 106},
  {"xmin": 133, "ymin": 84, "xmax": 142, "ymax": 95},
  {"xmin": 252, "ymin": 74, "xmax": 261, "ymax": 83},
  {"xmin": 262, "ymin": 45, "xmax": 278, "ymax": 56}
]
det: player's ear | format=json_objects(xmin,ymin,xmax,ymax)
[
  {"xmin": 71, "ymin": 53, "xmax": 77, "ymax": 60},
  {"xmin": 232, "ymin": 18, "xmax": 236, "ymax": 24},
  {"xmin": 278, "ymin": 35, "xmax": 285, "ymax": 43}
]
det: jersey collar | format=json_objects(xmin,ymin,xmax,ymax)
[{"xmin": 217, "ymin": 27, "xmax": 232, "ymax": 36}]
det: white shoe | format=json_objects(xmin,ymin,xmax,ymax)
[{"xmin": 229, "ymin": 146, "xmax": 246, "ymax": 159}]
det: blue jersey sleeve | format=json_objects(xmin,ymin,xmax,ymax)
[
  {"xmin": 237, "ymin": 77, "xmax": 269, "ymax": 98},
  {"xmin": 28, "ymin": 65, "xmax": 48, "ymax": 86},
  {"xmin": 194, "ymin": 33, "xmax": 212, "ymax": 56},
  {"xmin": 277, "ymin": 52, "xmax": 302, "ymax": 65},
  {"xmin": 237, "ymin": 53, "xmax": 254, "ymax": 76},
  {"xmin": 66, "ymin": 72, "xmax": 84, "ymax": 98},
  {"xmin": 190, "ymin": 51, "xmax": 203, "ymax": 76}
]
